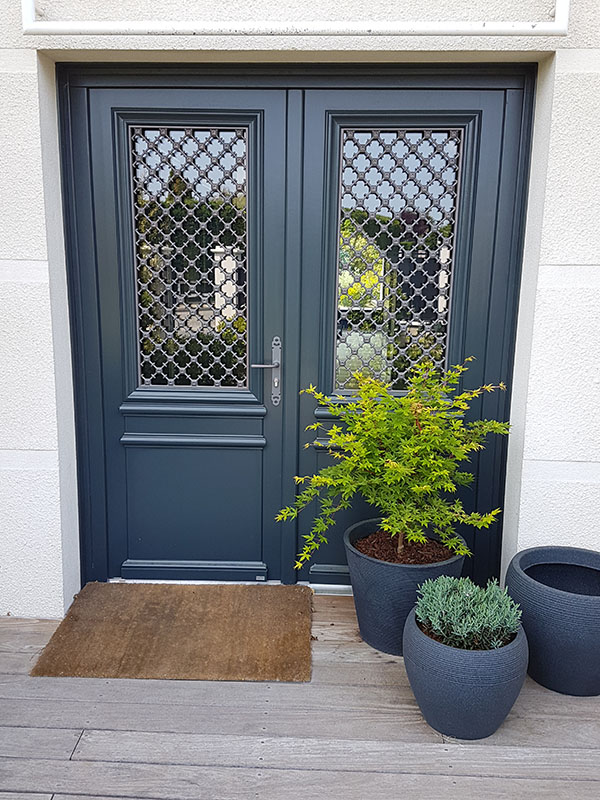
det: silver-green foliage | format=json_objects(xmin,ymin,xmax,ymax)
[{"xmin": 415, "ymin": 576, "xmax": 522, "ymax": 650}]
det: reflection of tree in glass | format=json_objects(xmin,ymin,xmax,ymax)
[
  {"xmin": 336, "ymin": 208, "xmax": 452, "ymax": 391},
  {"xmin": 338, "ymin": 218, "xmax": 385, "ymax": 308},
  {"xmin": 134, "ymin": 170, "xmax": 247, "ymax": 387}
]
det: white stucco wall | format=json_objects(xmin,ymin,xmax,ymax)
[
  {"xmin": 35, "ymin": 0, "xmax": 554, "ymax": 24},
  {"xmin": 0, "ymin": 48, "xmax": 67, "ymax": 617},
  {"xmin": 0, "ymin": 0, "xmax": 599, "ymax": 617},
  {"xmin": 501, "ymin": 44, "xmax": 600, "ymax": 571},
  {"xmin": 514, "ymin": 48, "xmax": 600, "ymax": 556},
  {"xmin": 2, "ymin": 0, "xmax": 599, "ymax": 54}
]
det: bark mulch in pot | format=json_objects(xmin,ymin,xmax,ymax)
[{"xmin": 354, "ymin": 529, "xmax": 456, "ymax": 565}]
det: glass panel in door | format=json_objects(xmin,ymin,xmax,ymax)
[{"xmin": 334, "ymin": 128, "xmax": 463, "ymax": 391}]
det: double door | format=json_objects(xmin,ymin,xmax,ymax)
[{"xmin": 60, "ymin": 66, "xmax": 534, "ymax": 585}]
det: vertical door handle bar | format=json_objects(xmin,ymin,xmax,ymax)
[{"xmin": 250, "ymin": 336, "xmax": 282, "ymax": 406}]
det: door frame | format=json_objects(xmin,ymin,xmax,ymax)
[{"xmin": 57, "ymin": 63, "xmax": 536, "ymax": 586}]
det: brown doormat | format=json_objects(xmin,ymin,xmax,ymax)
[{"xmin": 31, "ymin": 582, "xmax": 313, "ymax": 682}]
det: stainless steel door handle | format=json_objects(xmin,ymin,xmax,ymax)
[
  {"xmin": 250, "ymin": 362, "xmax": 280, "ymax": 369},
  {"xmin": 250, "ymin": 336, "xmax": 281, "ymax": 406}
]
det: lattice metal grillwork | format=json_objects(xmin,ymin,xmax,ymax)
[
  {"xmin": 335, "ymin": 128, "xmax": 462, "ymax": 391},
  {"xmin": 130, "ymin": 126, "xmax": 248, "ymax": 387}
]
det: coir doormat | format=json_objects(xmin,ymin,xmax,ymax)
[{"xmin": 31, "ymin": 582, "xmax": 313, "ymax": 682}]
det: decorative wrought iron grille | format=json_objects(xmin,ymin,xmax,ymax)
[
  {"xmin": 130, "ymin": 126, "xmax": 248, "ymax": 387},
  {"xmin": 335, "ymin": 128, "xmax": 462, "ymax": 391}
]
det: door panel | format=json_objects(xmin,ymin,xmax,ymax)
[
  {"xmin": 59, "ymin": 67, "xmax": 534, "ymax": 586},
  {"xmin": 75, "ymin": 87, "xmax": 288, "ymax": 581},
  {"xmin": 297, "ymin": 88, "xmax": 528, "ymax": 585},
  {"xmin": 125, "ymin": 445, "xmax": 263, "ymax": 566}
]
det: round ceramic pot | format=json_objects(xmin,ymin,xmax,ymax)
[
  {"xmin": 505, "ymin": 546, "xmax": 600, "ymax": 696},
  {"xmin": 344, "ymin": 518, "xmax": 465, "ymax": 656},
  {"xmin": 403, "ymin": 608, "xmax": 528, "ymax": 739}
]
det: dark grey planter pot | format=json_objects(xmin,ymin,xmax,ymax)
[
  {"xmin": 344, "ymin": 518, "xmax": 465, "ymax": 656},
  {"xmin": 505, "ymin": 546, "xmax": 600, "ymax": 696},
  {"xmin": 403, "ymin": 608, "xmax": 528, "ymax": 739}
]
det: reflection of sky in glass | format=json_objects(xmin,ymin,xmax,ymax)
[
  {"xmin": 133, "ymin": 129, "xmax": 246, "ymax": 201},
  {"xmin": 340, "ymin": 130, "xmax": 458, "ymax": 217}
]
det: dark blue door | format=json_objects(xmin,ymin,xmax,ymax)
[{"xmin": 60, "ymin": 67, "xmax": 534, "ymax": 585}]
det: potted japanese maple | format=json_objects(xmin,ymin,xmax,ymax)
[
  {"xmin": 277, "ymin": 359, "xmax": 509, "ymax": 654},
  {"xmin": 403, "ymin": 576, "xmax": 528, "ymax": 739}
]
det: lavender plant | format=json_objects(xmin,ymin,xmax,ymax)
[{"xmin": 415, "ymin": 575, "xmax": 522, "ymax": 650}]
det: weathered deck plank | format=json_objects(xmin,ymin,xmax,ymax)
[
  {"xmin": 0, "ymin": 697, "xmax": 439, "ymax": 742},
  {"xmin": 310, "ymin": 595, "xmax": 356, "ymax": 621},
  {"xmin": 312, "ymin": 641, "xmax": 405, "ymax": 663},
  {"xmin": 72, "ymin": 729, "xmax": 600, "ymax": 781},
  {"xmin": 311, "ymin": 661, "xmax": 405, "ymax": 686},
  {"xmin": 0, "ymin": 618, "xmax": 60, "ymax": 633},
  {"xmin": 2, "ymin": 759, "xmax": 600, "ymax": 800},
  {"xmin": 452, "ymin": 713, "xmax": 600, "ymax": 748},
  {"xmin": 310, "ymin": 621, "xmax": 364, "ymax": 642},
  {"xmin": 0, "ymin": 629, "xmax": 57, "ymax": 654},
  {"xmin": 1, "ymin": 672, "xmax": 598, "ymax": 724},
  {"xmin": 0, "ymin": 726, "xmax": 81, "ymax": 760},
  {"xmin": 0, "ymin": 651, "xmax": 37, "ymax": 675},
  {"xmin": 0, "ymin": 674, "xmax": 418, "ymax": 712},
  {"xmin": 0, "ymin": 793, "xmax": 52, "ymax": 800}
]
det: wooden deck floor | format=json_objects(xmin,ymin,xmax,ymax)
[{"xmin": 0, "ymin": 594, "xmax": 599, "ymax": 799}]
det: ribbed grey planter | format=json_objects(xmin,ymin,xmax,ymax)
[
  {"xmin": 505, "ymin": 546, "xmax": 600, "ymax": 696},
  {"xmin": 403, "ymin": 608, "xmax": 528, "ymax": 739},
  {"xmin": 344, "ymin": 518, "xmax": 465, "ymax": 656}
]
